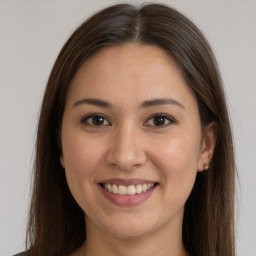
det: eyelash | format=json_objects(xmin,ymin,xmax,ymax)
[
  {"xmin": 80, "ymin": 113, "xmax": 110, "ymax": 126},
  {"xmin": 145, "ymin": 113, "xmax": 175, "ymax": 127},
  {"xmin": 80, "ymin": 113, "xmax": 175, "ymax": 127}
]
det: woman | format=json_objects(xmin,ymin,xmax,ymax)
[{"xmin": 16, "ymin": 3, "xmax": 236, "ymax": 256}]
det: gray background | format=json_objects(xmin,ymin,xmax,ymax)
[{"xmin": 0, "ymin": 0, "xmax": 255, "ymax": 255}]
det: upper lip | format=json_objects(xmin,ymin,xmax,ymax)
[{"xmin": 98, "ymin": 178, "xmax": 158, "ymax": 186}]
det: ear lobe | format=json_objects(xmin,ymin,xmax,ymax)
[
  {"xmin": 198, "ymin": 121, "xmax": 218, "ymax": 172},
  {"xmin": 60, "ymin": 155, "xmax": 65, "ymax": 168}
]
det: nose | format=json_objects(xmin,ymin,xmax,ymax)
[{"xmin": 106, "ymin": 125, "xmax": 147, "ymax": 171}]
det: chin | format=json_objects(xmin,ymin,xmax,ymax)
[
  {"xmin": 106, "ymin": 226, "xmax": 153, "ymax": 240},
  {"xmin": 97, "ymin": 213, "xmax": 159, "ymax": 240}
]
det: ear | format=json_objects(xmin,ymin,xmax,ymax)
[
  {"xmin": 197, "ymin": 122, "xmax": 218, "ymax": 172},
  {"xmin": 60, "ymin": 155, "xmax": 65, "ymax": 168},
  {"xmin": 58, "ymin": 130, "xmax": 65, "ymax": 168}
]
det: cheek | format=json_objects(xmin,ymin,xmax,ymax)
[
  {"xmin": 61, "ymin": 132, "xmax": 106, "ymax": 201},
  {"xmin": 62, "ymin": 133, "xmax": 107, "ymax": 212},
  {"xmin": 158, "ymin": 135, "xmax": 199, "ymax": 166},
  {"xmin": 152, "ymin": 134, "xmax": 200, "ymax": 192},
  {"xmin": 62, "ymin": 133, "xmax": 103, "ymax": 178}
]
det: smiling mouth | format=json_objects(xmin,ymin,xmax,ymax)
[{"xmin": 100, "ymin": 183, "xmax": 159, "ymax": 196}]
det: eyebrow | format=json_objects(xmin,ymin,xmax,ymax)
[
  {"xmin": 73, "ymin": 98, "xmax": 112, "ymax": 108},
  {"xmin": 141, "ymin": 98, "xmax": 185, "ymax": 109},
  {"xmin": 72, "ymin": 97, "xmax": 185, "ymax": 109}
]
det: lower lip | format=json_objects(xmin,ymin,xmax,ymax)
[{"xmin": 98, "ymin": 184, "xmax": 157, "ymax": 206}]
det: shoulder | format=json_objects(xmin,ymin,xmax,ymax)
[{"xmin": 13, "ymin": 252, "xmax": 24, "ymax": 256}]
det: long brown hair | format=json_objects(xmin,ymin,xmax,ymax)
[{"xmin": 26, "ymin": 3, "xmax": 236, "ymax": 256}]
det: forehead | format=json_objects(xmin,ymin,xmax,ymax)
[
  {"xmin": 66, "ymin": 43, "xmax": 196, "ymax": 109},
  {"xmin": 78, "ymin": 43, "xmax": 178, "ymax": 78}
]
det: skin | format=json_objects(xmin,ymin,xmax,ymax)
[{"xmin": 60, "ymin": 43, "xmax": 217, "ymax": 256}]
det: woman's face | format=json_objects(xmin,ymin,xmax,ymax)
[{"xmin": 61, "ymin": 43, "xmax": 214, "ymax": 240}]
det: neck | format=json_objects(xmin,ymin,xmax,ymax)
[{"xmin": 78, "ymin": 217, "xmax": 188, "ymax": 256}]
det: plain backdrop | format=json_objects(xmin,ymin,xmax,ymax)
[{"xmin": 0, "ymin": 0, "xmax": 255, "ymax": 255}]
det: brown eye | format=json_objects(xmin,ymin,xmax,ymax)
[
  {"xmin": 153, "ymin": 116, "xmax": 166, "ymax": 126},
  {"xmin": 145, "ymin": 114, "xmax": 174, "ymax": 127},
  {"xmin": 81, "ymin": 114, "xmax": 110, "ymax": 126}
]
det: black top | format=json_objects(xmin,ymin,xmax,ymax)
[{"xmin": 13, "ymin": 253, "xmax": 24, "ymax": 256}]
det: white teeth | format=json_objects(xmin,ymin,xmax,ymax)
[
  {"xmin": 112, "ymin": 184, "xmax": 118, "ymax": 194},
  {"xmin": 127, "ymin": 185, "xmax": 136, "ymax": 195},
  {"xmin": 118, "ymin": 185, "xmax": 126, "ymax": 195},
  {"xmin": 136, "ymin": 184, "xmax": 142, "ymax": 193},
  {"xmin": 103, "ymin": 183, "xmax": 155, "ymax": 195},
  {"xmin": 107, "ymin": 184, "xmax": 112, "ymax": 193},
  {"xmin": 142, "ymin": 184, "xmax": 148, "ymax": 192}
]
